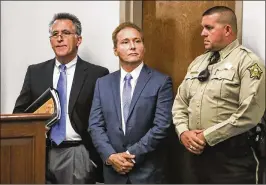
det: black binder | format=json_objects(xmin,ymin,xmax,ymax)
[{"xmin": 24, "ymin": 87, "xmax": 61, "ymax": 127}]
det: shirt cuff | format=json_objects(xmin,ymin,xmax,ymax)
[
  {"xmin": 126, "ymin": 150, "xmax": 135, "ymax": 164},
  {"xmin": 203, "ymin": 120, "xmax": 230, "ymax": 146},
  {"xmin": 105, "ymin": 160, "xmax": 111, "ymax": 165},
  {"xmin": 175, "ymin": 124, "xmax": 189, "ymax": 139}
]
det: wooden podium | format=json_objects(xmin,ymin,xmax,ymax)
[{"xmin": 0, "ymin": 113, "xmax": 51, "ymax": 184}]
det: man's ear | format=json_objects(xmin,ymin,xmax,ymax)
[
  {"xmin": 76, "ymin": 36, "xmax": 82, "ymax": 47},
  {"xmin": 224, "ymin": 25, "xmax": 232, "ymax": 37},
  {"xmin": 114, "ymin": 47, "xmax": 118, "ymax": 56}
]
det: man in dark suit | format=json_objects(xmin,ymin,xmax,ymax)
[
  {"xmin": 88, "ymin": 22, "xmax": 173, "ymax": 183},
  {"xmin": 13, "ymin": 13, "xmax": 109, "ymax": 184}
]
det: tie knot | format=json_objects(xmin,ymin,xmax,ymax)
[
  {"xmin": 59, "ymin": 64, "xmax": 66, "ymax": 72},
  {"xmin": 124, "ymin": 73, "xmax": 132, "ymax": 81},
  {"xmin": 209, "ymin": 51, "xmax": 220, "ymax": 65}
]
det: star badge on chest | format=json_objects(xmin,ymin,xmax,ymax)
[{"xmin": 247, "ymin": 63, "xmax": 263, "ymax": 80}]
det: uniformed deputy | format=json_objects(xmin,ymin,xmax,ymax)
[{"xmin": 172, "ymin": 6, "xmax": 265, "ymax": 184}]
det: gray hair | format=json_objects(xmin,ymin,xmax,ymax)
[{"xmin": 49, "ymin": 13, "xmax": 82, "ymax": 35}]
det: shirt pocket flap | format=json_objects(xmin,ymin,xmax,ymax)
[
  {"xmin": 212, "ymin": 69, "xmax": 235, "ymax": 81},
  {"xmin": 185, "ymin": 72, "xmax": 199, "ymax": 80}
]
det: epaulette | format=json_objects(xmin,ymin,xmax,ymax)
[
  {"xmin": 240, "ymin": 46, "xmax": 262, "ymax": 62},
  {"xmin": 239, "ymin": 45, "xmax": 253, "ymax": 53}
]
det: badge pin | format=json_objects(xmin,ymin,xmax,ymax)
[{"xmin": 224, "ymin": 63, "xmax": 232, "ymax": 70}]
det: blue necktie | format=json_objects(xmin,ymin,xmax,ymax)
[
  {"xmin": 50, "ymin": 64, "xmax": 67, "ymax": 145},
  {"xmin": 122, "ymin": 73, "xmax": 133, "ymax": 122}
]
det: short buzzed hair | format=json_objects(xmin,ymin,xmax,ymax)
[
  {"xmin": 203, "ymin": 6, "xmax": 237, "ymax": 33},
  {"xmin": 49, "ymin": 13, "xmax": 82, "ymax": 36},
  {"xmin": 112, "ymin": 22, "xmax": 144, "ymax": 48}
]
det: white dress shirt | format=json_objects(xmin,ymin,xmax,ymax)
[
  {"xmin": 120, "ymin": 62, "xmax": 144, "ymax": 134},
  {"xmin": 53, "ymin": 56, "xmax": 81, "ymax": 141}
]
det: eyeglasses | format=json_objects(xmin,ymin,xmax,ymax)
[{"xmin": 49, "ymin": 30, "xmax": 76, "ymax": 39}]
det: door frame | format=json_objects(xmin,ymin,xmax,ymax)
[{"xmin": 119, "ymin": 1, "xmax": 243, "ymax": 43}]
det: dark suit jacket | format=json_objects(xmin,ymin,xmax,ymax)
[
  {"xmin": 13, "ymin": 56, "xmax": 109, "ymax": 182},
  {"xmin": 89, "ymin": 64, "xmax": 173, "ymax": 183}
]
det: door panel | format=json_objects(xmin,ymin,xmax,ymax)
[
  {"xmin": 143, "ymin": 2, "xmax": 235, "ymax": 183},
  {"xmin": 143, "ymin": 1, "xmax": 235, "ymax": 93}
]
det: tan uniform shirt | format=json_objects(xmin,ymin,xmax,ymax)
[{"xmin": 172, "ymin": 39, "xmax": 265, "ymax": 146}]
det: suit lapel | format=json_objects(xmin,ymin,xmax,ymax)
[
  {"xmin": 40, "ymin": 59, "xmax": 54, "ymax": 91},
  {"xmin": 111, "ymin": 71, "xmax": 122, "ymax": 125},
  {"xmin": 46, "ymin": 60, "xmax": 55, "ymax": 89},
  {"xmin": 126, "ymin": 65, "xmax": 151, "ymax": 124},
  {"xmin": 68, "ymin": 57, "xmax": 88, "ymax": 115}
]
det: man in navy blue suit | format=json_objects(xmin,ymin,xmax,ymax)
[{"xmin": 88, "ymin": 22, "xmax": 173, "ymax": 183}]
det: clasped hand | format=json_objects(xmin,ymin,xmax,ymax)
[
  {"xmin": 180, "ymin": 130, "xmax": 206, "ymax": 155},
  {"xmin": 107, "ymin": 152, "xmax": 135, "ymax": 174}
]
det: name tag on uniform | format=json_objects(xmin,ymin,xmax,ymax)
[{"xmin": 190, "ymin": 71, "xmax": 199, "ymax": 74}]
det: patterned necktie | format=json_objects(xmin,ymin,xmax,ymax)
[
  {"xmin": 122, "ymin": 73, "xmax": 133, "ymax": 122},
  {"xmin": 50, "ymin": 64, "xmax": 67, "ymax": 145}
]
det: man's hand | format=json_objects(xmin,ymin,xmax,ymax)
[
  {"xmin": 196, "ymin": 131, "xmax": 207, "ymax": 145},
  {"xmin": 180, "ymin": 130, "xmax": 206, "ymax": 154},
  {"xmin": 107, "ymin": 153, "xmax": 135, "ymax": 174}
]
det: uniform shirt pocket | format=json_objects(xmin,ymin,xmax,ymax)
[
  {"xmin": 215, "ymin": 69, "xmax": 235, "ymax": 81},
  {"xmin": 208, "ymin": 69, "xmax": 238, "ymax": 99}
]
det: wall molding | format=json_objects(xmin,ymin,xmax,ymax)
[{"xmin": 119, "ymin": 1, "xmax": 142, "ymax": 28}]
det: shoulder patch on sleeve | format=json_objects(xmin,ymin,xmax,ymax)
[{"xmin": 247, "ymin": 63, "xmax": 263, "ymax": 80}]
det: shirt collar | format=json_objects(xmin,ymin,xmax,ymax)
[
  {"xmin": 218, "ymin": 39, "xmax": 240, "ymax": 60},
  {"xmin": 55, "ymin": 56, "xmax": 78, "ymax": 70},
  {"xmin": 120, "ymin": 62, "xmax": 144, "ymax": 82}
]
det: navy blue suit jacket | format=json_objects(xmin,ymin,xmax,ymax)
[{"xmin": 89, "ymin": 64, "xmax": 173, "ymax": 183}]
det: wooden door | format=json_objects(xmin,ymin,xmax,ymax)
[
  {"xmin": 143, "ymin": 1, "xmax": 236, "ymax": 183},
  {"xmin": 143, "ymin": 1, "xmax": 235, "ymax": 94}
]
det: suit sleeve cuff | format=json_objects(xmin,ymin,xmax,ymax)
[
  {"xmin": 104, "ymin": 152, "xmax": 117, "ymax": 166},
  {"xmin": 103, "ymin": 151, "xmax": 116, "ymax": 165}
]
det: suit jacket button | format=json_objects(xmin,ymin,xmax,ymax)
[
  {"xmin": 119, "ymin": 127, "xmax": 122, "ymax": 131},
  {"xmin": 122, "ymin": 144, "xmax": 126, "ymax": 147}
]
